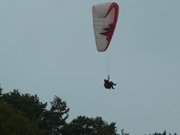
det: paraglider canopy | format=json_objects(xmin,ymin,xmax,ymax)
[
  {"xmin": 92, "ymin": 2, "xmax": 119, "ymax": 89},
  {"xmin": 92, "ymin": 2, "xmax": 119, "ymax": 52}
]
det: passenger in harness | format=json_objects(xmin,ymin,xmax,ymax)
[{"xmin": 104, "ymin": 75, "xmax": 116, "ymax": 89}]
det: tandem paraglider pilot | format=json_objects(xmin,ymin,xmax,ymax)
[
  {"xmin": 92, "ymin": 2, "xmax": 119, "ymax": 90},
  {"xmin": 104, "ymin": 75, "xmax": 117, "ymax": 89}
]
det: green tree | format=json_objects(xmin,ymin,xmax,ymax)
[
  {"xmin": 0, "ymin": 89, "xmax": 47, "ymax": 121},
  {"xmin": 0, "ymin": 88, "xmax": 120, "ymax": 135},
  {"xmin": 42, "ymin": 96, "xmax": 70, "ymax": 135},
  {"xmin": 0, "ymin": 89, "xmax": 70, "ymax": 135},
  {"xmin": 0, "ymin": 101, "xmax": 42, "ymax": 135},
  {"xmin": 62, "ymin": 116, "xmax": 119, "ymax": 135}
]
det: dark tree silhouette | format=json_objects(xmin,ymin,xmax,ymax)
[
  {"xmin": 41, "ymin": 96, "xmax": 70, "ymax": 135},
  {"xmin": 0, "ymin": 101, "xmax": 42, "ymax": 135},
  {"xmin": 0, "ymin": 88, "xmax": 120, "ymax": 135},
  {"xmin": 0, "ymin": 89, "xmax": 47, "ymax": 120},
  {"xmin": 62, "ymin": 116, "xmax": 119, "ymax": 135}
]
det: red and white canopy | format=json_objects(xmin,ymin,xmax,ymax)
[{"xmin": 92, "ymin": 2, "xmax": 119, "ymax": 52}]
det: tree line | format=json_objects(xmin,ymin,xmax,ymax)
[
  {"xmin": 0, "ymin": 87, "xmax": 178, "ymax": 135},
  {"xmin": 0, "ymin": 88, "xmax": 118, "ymax": 135}
]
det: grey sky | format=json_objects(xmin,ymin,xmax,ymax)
[{"xmin": 0, "ymin": 0, "xmax": 180, "ymax": 134}]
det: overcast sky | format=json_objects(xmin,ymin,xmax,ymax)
[{"xmin": 0, "ymin": 0, "xmax": 180, "ymax": 134}]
